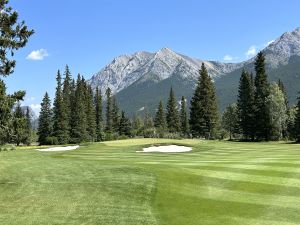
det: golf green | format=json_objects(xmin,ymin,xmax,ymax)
[{"xmin": 1, "ymin": 139, "xmax": 300, "ymax": 225}]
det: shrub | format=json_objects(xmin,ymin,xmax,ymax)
[{"xmin": 44, "ymin": 136, "xmax": 58, "ymax": 145}]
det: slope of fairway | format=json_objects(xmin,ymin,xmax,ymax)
[{"xmin": 1, "ymin": 139, "xmax": 300, "ymax": 225}]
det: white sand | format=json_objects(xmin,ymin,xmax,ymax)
[
  {"xmin": 36, "ymin": 145, "xmax": 79, "ymax": 152},
  {"xmin": 137, "ymin": 145, "xmax": 192, "ymax": 153}
]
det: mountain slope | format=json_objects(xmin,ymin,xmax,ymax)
[
  {"xmin": 89, "ymin": 47, "xmax": 243, "ymax": 96},
  {"xmin": 89, "ymin": 27, "xmax": 300, "ymax": 115}
]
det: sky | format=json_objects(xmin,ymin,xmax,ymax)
[{"xmin": 3, "ymin": 0, "xmax": 300, "ymax": 114}]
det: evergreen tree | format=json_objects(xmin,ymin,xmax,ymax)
[
  {"xmin": 222, "ymin": 104, "xmax": 238, "ymax": 140},
  {"xmin": 112, "ymin": 96, "xmax": 120, "ymax": 133},
  {"xmin": 254, "ymin": 52, "xmax": 271, "ymax": 141},
  {"xmin": 86, "ymin": 86, "xmax": 96, "ymax": 141},
  {"xmin": 237, "ymin": 70, "xmax": 255, "ymax": 140},
  {"xmin": 189, "ymin": 63, "xmax": 219, "ymax": 138},
  {"xmin": 295, "ymin": 95, "xmax": 300, "ymax": 142},
  {"xmin": 154, "ymin": 100, "xmax": 166, "ymax": 130},
  {"xmin": 94, "ymin": 87, "xmax": 103, "ymax": 141},
  {"xmin": 38, "ymin": 92, "xmax": 52, "ymax": 145},
  {"xmin": 180, "ymin": 96, "xmax": 189, "ymax": 136},
  {"xmin": 0, "ymin": 1, "xmax": 33, "ymax": 144},
  {"xmin": 62, "ymin": 65, "xmax": 72, "ymax": 132},
  {"xmin": 24, "ymin": 107, "xmax": 32, "ymax": 145},
  {"xmin": 105, "ymin": 88, "xmax": 113, "ymax": 132},
  {"xmin": 0, "ymin": 0, "xmax": 34, "ymax": 77},
  {"xmin": 0, "ymin": 80, "xmax": 25, "ymax": 144},
  {"xmin": 53, "ymin": 70, "xmax": 69, "ymax": 144},
  {"xmin": 119, "ymin": 111, "xmax": 131, "ymax": 136},
  {"xmin": 166, "ymin": 87, "xmax": 180, "ymax": 132},
  {"xmin": 70, "ymin": 74, "xmax": 87, "ymax": 143},
  {"xmin": 12, "ymin": 102, "xmax": 27, "ymax": 145}
]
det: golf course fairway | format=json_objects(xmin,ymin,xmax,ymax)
[{"xmin": 1, "ymin": 138, "xmax": 300, "ymax": 225}]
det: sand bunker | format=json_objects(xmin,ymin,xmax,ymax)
[
  {"xmin": 137, "ymin": 145, "xmax": 192, "ymax": 153},
  {"xmin": 36, "ymin": 145, "xmax": 79, "ymax": 152}
]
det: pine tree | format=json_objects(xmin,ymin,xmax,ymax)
[
  {"xmin": 62, "ymin": 65, "xmax": 72, "ymax": 133},
  {"xmin": 144, "ymin": 111, "xmax": 154, "ymax": 129},
  {"xmin": 278, "ymin": 79, "xmax": 289, "ymax": 107},
  {"xmin": 295, "ymin": 94, "xmax": 300, "ymax": 142},
  {"xmin": 166, "ymin": 87, "xmax": 180, "ymax": 132},
  {"xmin": 254, "ymin": 52, "xmax": 271, "ymax": 141},
  {"xmin": 24, "ymin": 107, "xmax": 32, "ymax": 145},
  {"xmin": 12, "ymin": 102, "xmax": 27, "ymax": 145},
  {"xmin": 189, "ymin": 63, "xmax": 219, "ymax": 138},
  {"xmin": 86, "ymin": 86, "xmax": 96, "ymax": 141},
  {"xmin": 105, "ymin": 88, "xmax": 113, "ymax": 132},
  {"xmin": 70, "ymin": 74, "xmax": 87, "ymax": 143},
  {"xmin": 38, "ymin": 92, "xmax": 52, "ymax": 145},
  {"xmin": 0, "ymin": 1, "xmax": 34, "ymax": 77},
  {"xmin": 237, "ymin": 70, "xmax": 255, "ymax": 140},
  {"xmin": 53, "ymin": 70, "xmax": 69, "ymax": 144},
  {"xmin": 111, "ymin": 96, "xmax": 120, "ymax": 133},
  {"xmin": 180, "ymin": 96, "xmax": 189, "ymax": 136},
  {"xmin": 119, "ymin": 111, "xmax": 131, "ymax": 136},
  {"xmin": 94, "ymin": 87, "xmax": 103, "ymax": 141},
  {"xmin": 154, "ymin": 100, "xmax": 166, "ymax": 130}
]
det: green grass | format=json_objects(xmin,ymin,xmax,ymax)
[{"xmin": 1, "ymin": 139, "xmax": 300, "ymax": 224}]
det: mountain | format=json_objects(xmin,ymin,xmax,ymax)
[
  {"xmin": 89, "ymin": 27, "xmax": 300, "ymax": 115},
  {"xmin": 216, "ymin": 27, "xmax": 300, "ymax": 110},
  {"xmin": 21, "ymin": 106, "xmax": 39, "ymax": 129},
  {"xmin": 89, "ymin": 47, "xmax": 243, "ymax": 96}
]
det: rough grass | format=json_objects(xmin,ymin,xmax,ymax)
[{"xmin": 1, "ymin": 139, "xmax": 300, "ymax": 224}]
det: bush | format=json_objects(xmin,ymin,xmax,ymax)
[
  {"xmin": 44, "ymin": 136, "xmax": 58, "ymax": 145},
  {"xmin": 0, "ymin": 144, "xmax": 16, "ymax": 152}
]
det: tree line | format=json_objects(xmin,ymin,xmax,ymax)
[{"xmin": 37, "ymin": 51, "xmax": 300, "ymax": 145}]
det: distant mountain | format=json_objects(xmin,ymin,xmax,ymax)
[
  {"xmin": 89, "ymin": 27, "xmax": 300, "ymax": 115},
  {"xmin": 89, "ymin": 47, "xmax": 243, "ymax": 96}
]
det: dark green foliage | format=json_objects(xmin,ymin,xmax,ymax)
[
  {"xmin": 86, "ymin": 86, "xmax": 96, "ymax": 141},
  {"xmin": 62, "ymin": 65, "xmax": 72, "ymax": 131},
  {"xmin": 237, "ymin": 70, "xmax": 255, "ymax": 140},
  {"xmin": 94, "ymin": 87, "xmax": 103, "ymax": 141},
  {"xmin": 24, "ymin": 107, "xmax": 32, "ymax": 145},
  {"xmin": 0, "ymin": 0, "xmax": 34, "ymax": 77},
  {"xmin": 144, "ymin": 111, "xmax": 154, "ymax": 129},
  {"xmin": 12, "ymin": 102, "xmax": 27, "ymax": 145},
  {"xmin": 0, "ymin": 80, "xmax": 25, "ymax": 144},
  {"xmin": 222, "ymin": 104, "xmax": 239, "ymax": 140},
  {"xmin": 295, "ymin": 95, "xmax": 300, "ymax": 142},
  {"xmin": 112, "ymin": 96, "xmax": 120, "ymax": 132},
  {"xmin": 180, "ymin": 96, "xmax": 189, "ymax": 136},
  {"xmin": 69, "ymin": 74, "xmax": 88, "ymax": 143},
  {"xmin": 132, "ymin": 114, "xmax": 144, "ymax": 136},
  {"xmin": 53, "ymin": 70, "xmax": 69, "ymax": 144},
  {"xmin": 166, "ymin": 87, "xmax": 180, "ymax": 133},
  {"xmin": 38, "ymin": 92, "xmax": 53, "ymax": 145},
  {"xmin": 105, "ymin": 88, "xmax": 113, "ymax": 132},
  {"xmin": 154, "ymin": 100, "xmax": 166, "ymax": 130},
  {"xmin": 254, "ymin": 52, "xmax": 271, "ymax": 141},
  {"xmin": 189, "ymin": 63, "xmax": 219, "ymax": 139},
  {"xmin": 119, "ymin": 111, "xmax": 131, "ymax": 136}
]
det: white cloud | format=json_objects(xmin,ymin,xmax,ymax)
[
  {"xmin": 26, "ymin": 49, "xmax": 49, "ymax": 60},
  {"xmin": 29, "ymin": 104, "xmax": 41, "ymax": 115},
  {"xmin": 245, "ymin": 45, "xmax": 257, "ymax": 58},
  {"xmin": 223, "ymin": 55, "xmax": 233, "ymax": 61}
]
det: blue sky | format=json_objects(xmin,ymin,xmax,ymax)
[{"xmin": 4, "ymin": 0, "xmax": 300, "ymax": 114}]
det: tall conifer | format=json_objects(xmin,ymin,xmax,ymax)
[
  {"xmin": 180, "ymin": 96, "xmax": 189, "ymax": 136},
  {"xmin": 166, "ymin": 87, "xmax": 180, "ymax": 132},
  {"xmin": 154, "ymin": 100, "xmax": 166, "ymax": 130},
  {"xmin": 189, "ymin": 63, "xmax": 219, "ymax": 138},
  {"xmin": 38, "ymin": 92, "xmax": 52, "ymax": 145},
  {"xmin": 254, "ymin": 52, "xmax": 271, "ymax": 141}
]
